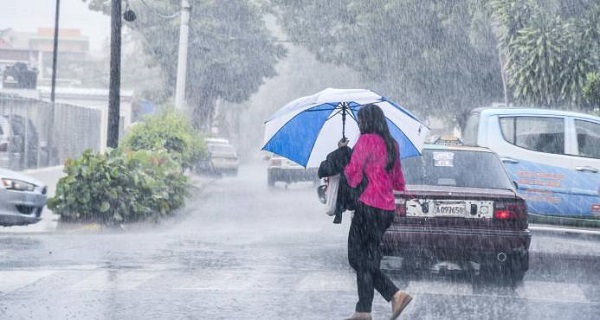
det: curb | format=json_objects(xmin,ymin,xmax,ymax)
[{"xmin": 529, "ymin": 223, "xmax": 600, "ymax": 239}]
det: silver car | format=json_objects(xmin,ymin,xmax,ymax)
[{"xmin": 0, "ymin": 168, "xmax": 47, "ymax": 226}]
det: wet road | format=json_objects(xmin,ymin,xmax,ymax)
[{"xmin": 1, "ymin": 157, "xmax": 599, "ymax": 319}]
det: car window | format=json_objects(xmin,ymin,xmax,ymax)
[
  {"xmin": 499, "ymin": 116, "xmax": 565, "ymax": 154},
  {"xmin": 574, "ymin": 119, "xmax": 600, "ymax": 159},
  {"xmin": 401, "ymin": 149, "xmax": 514, "ymax": 190}
]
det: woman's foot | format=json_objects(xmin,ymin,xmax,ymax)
[
  {"xmin": 344, "ymin": 312, "xmax": 372, "ymax": 320},
  {"xmin": 390, "ymin": 291, "xmax": 412, "ymax": 319}
]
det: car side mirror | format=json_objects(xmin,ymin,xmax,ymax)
[{"xmin": 512, "ymin": 181, "xmax": 519, "ymax": 190}]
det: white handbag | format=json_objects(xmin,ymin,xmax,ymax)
[{"xmin": 325, "ymin": 174, "xmax": 340, "ymax": 216}]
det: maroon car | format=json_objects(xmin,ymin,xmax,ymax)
[{"xmin": 382, "ymin": 144, "xmax": 531, "ymax": 283}]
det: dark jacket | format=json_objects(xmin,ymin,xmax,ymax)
[{"xmin": 318, "ymin": 146, "xmax": 363, "ymax": 224}]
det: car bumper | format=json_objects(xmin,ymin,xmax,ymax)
[
  {"xmin": 0, "ymin": 190, "xmax": 46, "ymax": 226},
  {"xmin": 268, "ymin": 168, "xmax": 318, "ymax": 182},
  {"xmin": 382, "ymin": 225, "xmax": 531, "ymax": 259}
]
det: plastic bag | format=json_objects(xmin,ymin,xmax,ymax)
[{"xmin": 325, "ymin": 174, "xmax": 340, "ymax": 216}]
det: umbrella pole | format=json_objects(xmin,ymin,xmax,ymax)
[{"xmin": 341, "ymin": 102, "xmax": 347, "ymax": 139}]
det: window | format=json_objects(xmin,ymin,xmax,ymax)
[
  {"xmin": 401, "ymin": 150, "xmax": 514, "ymax": 190},
  {"xmin": 574, "ymin": 120, "xmax": 600, "ymax": 159},
  {"xmin": 499, "ymin": 116, "xmax": 565, "ymax": 154}
]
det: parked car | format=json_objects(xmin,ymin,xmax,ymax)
[
  {"xmin": 207, "ymin": 142, "xmax": 239, "ymax": 176},
  {"xmin": 462, "ymin": 107, "xmax": 600, "ymax": 220},
  {"xmin": 0, "ymin": 167, "xmax": 47, "ymax": 226},
  {"xmin": 0, "ymin": 114, "xmax": 40, "ymax": 170},
  {"xmin": 267, "ymin": 154, "xmax": 319, "ymax": 187},
  {"xmin": 383, "ymin": 144, "xmax": 531, "ymax": 283}
]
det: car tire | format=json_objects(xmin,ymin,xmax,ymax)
[{"xmin": 505, "ymin": 251, "xmax": 528, "ymax": 284}]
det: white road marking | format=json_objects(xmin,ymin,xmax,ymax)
[
  {"xmin": 516, "ymin": 281, "xmax": 589, "ymax": 303},
  {"xmin": 0, "ymin": 270, "xmax": 56, "ymax": 292},
  {"xmin": 70, "ymin": 271, "xmax": 158, "ymax": 291},
  {"xmin": 405, "ymin": 280, "xmax": 473, "ymax": 296},
  {"xmin": 176, "ymin": 270, "xmax": 260, "ymax": 291},
  {"xmin": 297, "ymin": 271, "xmax": 355, "ymax": 291}
]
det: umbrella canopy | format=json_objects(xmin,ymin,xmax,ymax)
[{"xmin": 262, "ymin": 88, "xmax": 430, "ymax": 168}]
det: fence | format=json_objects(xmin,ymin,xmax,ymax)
[{"xmin": 0, "ymin": 92, "xmax": 102, "ymax": 170}]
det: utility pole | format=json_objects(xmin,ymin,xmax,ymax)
[
  {"xmin": 48, "ymin": 0, "xmax": 60, "ymax": 166},
  {"xmin": 175, "ymin": 0, "xmax": 191, "ymax": 110},
  {"xmin": 107, "ymin": 0, "xmax": 122, "ymax": 148}
]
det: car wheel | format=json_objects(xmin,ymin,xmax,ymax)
[{"xmin": 505, "ymin": 251, "xmax": 528, "ymax": 284}]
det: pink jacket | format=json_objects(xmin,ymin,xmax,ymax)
[{"xmin": 344, "ymin": 133, "xmax": 405, "ymax": 211}]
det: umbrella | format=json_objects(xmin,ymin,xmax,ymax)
[{"xmin": 262, "ymin": 88, "xmax": 430, "ymax": 168}]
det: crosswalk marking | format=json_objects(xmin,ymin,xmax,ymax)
[
  {"xmin": 406, "ymin": 280, "xmax": 472, "ymax": 296},
  {"xmin": 297, "ymin": 271, "xmax": 355, "ymax": 291},
  {"xmin": 0, "ymin": 268, "xmax": 596, "ymax": 306},
  {"xmin": 516, "ymin": 281, "xmax": 589, "ymax": 303},
  {"xmin": 0, "ymin": 270, "xmax": 56, "ymax": 292},
  {"xmin": 70, "ymin": 271, "xmax": 158, "ymax": 291},
  {"xmin": 176, "ymin": 270, "xmax": 260, "ymax": 291}
]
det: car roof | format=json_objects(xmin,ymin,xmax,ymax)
[
  {"xmin": 472, "ymin": 106, "xmax": 600, "ymax": 121},
  {"xmin": 421, "ymin": 143, "xmax": 494, "ymax": 153}
]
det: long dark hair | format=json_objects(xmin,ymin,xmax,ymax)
[{"xmin": 357, "ymin": 104, "xmax": 397, "ymax": 172}]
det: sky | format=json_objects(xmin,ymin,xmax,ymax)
[{"xmin": 0, "ymin": 0, "xmax": 110, "ymax": 53}]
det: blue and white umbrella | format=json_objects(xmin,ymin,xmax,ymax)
[{"xmin": 262, "ymin": 88, "xmax": 430, "ymax": 168}]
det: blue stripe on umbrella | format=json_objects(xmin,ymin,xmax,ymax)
[
  {"xmin": 263, "ymin": 105, "xmax": 336, "ymax": 166},
  {"xmin": 387, "ymin": 119, "xmax": 420, "ymax": 159}
]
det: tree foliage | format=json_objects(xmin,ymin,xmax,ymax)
[
  {"xmin": 271, "ymin": 0, "xmax": 504, "ymax": 126},
  {"xmin": 85, "ymin": 0, "xmax": 286, "ymax": 130},
  {"xmin": 488, "ymin": 0, "xmax": 600, "ymax": 109}
]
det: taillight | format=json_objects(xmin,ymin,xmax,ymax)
[
  {"xmin": 0, "ymin": 142, "xmax": 7, "ymax": 152},
  {"xmin": 395, "ymin": 197, "xmax": 407, "ymax": 217},
  {"xmin": 494, "ymin": 201, "xmax": 527, "ymax": 220}
]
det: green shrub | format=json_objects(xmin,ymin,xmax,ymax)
[
  {"xmin": 47, "ymin": 148, "xmax": 190, "ymax": 225},
  {"xmin": 122, "ymin": 109, "xmax": 206, "ymax": 171}
]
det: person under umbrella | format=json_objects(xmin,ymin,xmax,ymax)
[{"xmin": 342, "ymin": 104, "xmax": 412, "ymax": 320}]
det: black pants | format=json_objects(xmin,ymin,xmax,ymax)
[{"xmin": 348, "ymin": 202, "xmax": 398, "ymax": 312}]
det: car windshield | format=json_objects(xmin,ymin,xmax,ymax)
[{"xmin": 401, "ymin": 149, "xmax": 514, "ymax": 190}]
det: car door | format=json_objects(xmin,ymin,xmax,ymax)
[
  {"xmin": 494, "ymin": 115, "xmax": 572, "ymax": 216},
  {"xmin": 566, "ymin": 117, "xmax": 600, "ymax": 217}
]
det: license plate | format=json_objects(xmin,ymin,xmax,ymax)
[{"xmin": 435, "ymin": 201, "xmax": 465, "ymax": 216}]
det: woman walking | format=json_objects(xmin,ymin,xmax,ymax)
[{"xmin": 343, "ymin": 104, "xmax": 412, "ymax": 320}]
